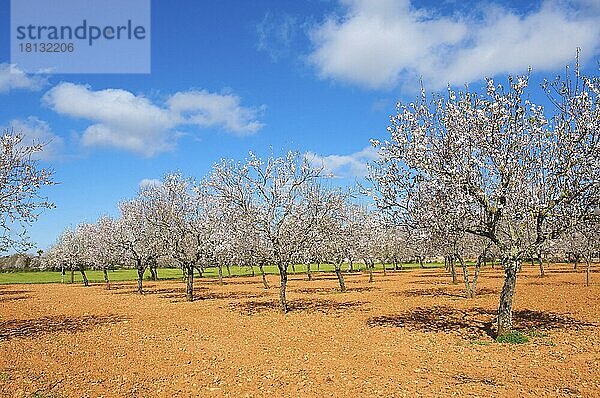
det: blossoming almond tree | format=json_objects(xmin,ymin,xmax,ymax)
[
  {"xmin": 208, "ymin": 151, "xmax": 327, "ymax": 312},
  {"xmin": 371, "ymin": 65, "xmax": 599, "ymax": 336},
  {"xmin": 0, "ymin": 131, "xmax": 55, "ymax": 253}
]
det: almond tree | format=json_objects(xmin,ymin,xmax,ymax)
[
  {"xmin": 51, "ymin": 225, "xmax": 93, "ymax": 286},
  {"xmin": 208, "ymin": 151, "xmax": 326, "ymax": 312},
  {"xmin": 0, "ymin": 131, "xmax": 55, "ymax": 253},
  {"xmin": 115, "ymin": 198, "xmax": 163, "ymax": 294},
  {"xmin": 141, "ymin": 173, "xmax": 222, "ymax": 301},
  {"xmin": 91, "ymin": 216, "xmax": 120, "ymax": 289},
  {"xmin": 370, "ymin": 65, "xmax": 600, "ymax": 336}
]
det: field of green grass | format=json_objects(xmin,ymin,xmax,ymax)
[{"xmin": 0, "ymin": 262, "xmax": 444, "ymax": 285}]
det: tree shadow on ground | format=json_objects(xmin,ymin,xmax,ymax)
[
  {"xmin": 525, "ymin": 280, "xmax": 581, "ymax": 286},
  {"xmin": 453, "ymin": 373, "xmax": 500, "ymax": 386},
  {"xmin": 0, "ymin": 288, "xmax": 30, "ymax": 295},
  {"xmin": 215, "ymin": 279, "xmax": 265, "ymax": 286},
  {"xmin": 0, "ymin": 288, "xmax": 31, "ymax": 303},
  {"xmin": 293, "ymin": 286, "xmax": 377, "ymax": 295},
  {"xmin": 166, "ymin": 291, "xmax": 271, "ymax": 303},
  {"xmin": 232, "ymin": 298, "xmax": 367, "ymax": 315},
  {"xmin": 410, "ymin": 273, "xmax": 451, "ymax": 279},
  {"xmin": 367, "ymin": 306, "xmax": 596, "ymax": 339},
  {"xmin": 396, "ymin": 287, "xmax": 497, "ymax": 299},
  {"xmin": 0, "ymin": 314, "xmax": 129, "ymax": 341},
  {"xmin": 306, "ymin": 274, "xmax": 363, "ymax": 282},
  {"xmin": 0, "ymin": 295, "xmax": 30, "ymax": 303}
]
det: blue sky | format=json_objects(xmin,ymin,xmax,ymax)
[{"xmin": 1, "ymin": 0, "xmax": 599, "ymax": 251}]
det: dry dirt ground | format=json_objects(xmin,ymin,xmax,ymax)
[{"xmin": 1, "ymin": 264, "xmax": 599, "ymax": 398}]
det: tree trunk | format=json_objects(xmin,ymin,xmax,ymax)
[
  {"xmin": 70, "ymin": 268, "xmax": 74, "ymax": 284},
  {"xmin": 450, "ymin": 256, "xmax": 458, "ymax": 285},
  {"xmin": 61, "ymin": 265, "xmax": 65, "ymax": 284},
  {"xmin": 307, "ymin": 263, "xmax": 312, "ymax": 281},
  {"xmin": 394, "ymin": 258, "xmax": 399, "ymax": 271},
  {"xmin": 472, "ymin": 257, "xmax": 482, "ymax": 297},
  {"xmin": 103, "ymin": 268, "xmax": 110, "ymax": 290},
  {"xmin": 335, "ymin": 261, "xmax": 346, "ymax": 292},
  {"xmin": 538, "ymin": 257, "xmax": 545, "ymax": 277},
  {"xmin": 368, "ymin": 259, "xmax": 374, "ymax": 283},
  {"xmin": 195, "ymin": 266, "xmax": 203, "ymax": 278},
  {"xmin": 149, "ymin": 266, "xmax": 158, "ymax": 281},
  {"xmin": 291, "ymin": 264, "xmax": 296, "ymax": 274},
  {"xmin": 460, "ymin": 257, "xmax": 472, "ymax": 298},
  {"xmin": 382, "ymin": 261, "xmax": 387, "ymax": 276},
  {"xmin": 186, "ymin": 264, "xmax": 194, "ymax": 302},
  {"xmin": 585, "ymin": 253, "xmax": 591, "ymax": 287},
  {"xmin": 317, "ymin": 262, "xmax": 321, "ymax": 271},
  {"xmin": 278, "ymin": 262, "xmax": 288, "ymax": 313},
  {"xmin": 137, "ymin": 262, "xmax": 145, "ymax": 294},
  {"xmin": 418, "ymin": 256, "xmax": 424, "ymax": 268},
  {"xmin": 259, "ymin": 262, "xmax": 269, "ymax": 289},
  {"xmin": 497, "ymin": 259, "xmax": 519, "ymax": 336},
  {"xmin": 226, "ymin": 263, "xmax": 231, "ymax": 277},
  {"xmin": 217, "ymin": 263, "xmax": 223, "ymax": 285},
  {"xmin": 348, "ymin": 259, "xmax": 354, "ymax": 272},
  {"xmin": 80, "ymin": 267, "xmax": 89, "ymax": 287},
  {"xmin": 250, "ymin": 264, "xmax": 255, "ymax": 277}
]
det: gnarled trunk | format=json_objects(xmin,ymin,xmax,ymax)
[
  {"xmin": 450, "ymin": 256, "xmax": 458, "ymax": 285},
  {"xmin": 259, "ymin": 262, "xmax": 269, "ymax": 289},
  {"xmin": 497, "ymin": 259, "xmax": 519, "ymax": 336},
  {"xmin": 136, "ymin": 260, "xmax": 145, "ymax": 294},
  {"xmin": 278, "ymin": 262, "xmax": 288, "ymax": 313},
  {"xmin": 217, "ymin": 263, "xmax": 223, "ymax": 285},
  {"xmin": 80, "ymin": 267, "xmax": 89, "ymax": 287},
  {"xmin": 149, "ymin": 266, "xmax": 158, "ymax": 281},
  {"xmin": 307, "ymin": 263, "xmax": 312, "ymax": 281},
  {"xmin": 186, "ymin": 264, "xmax": 194, "ymax": 301},
  {"xmin": 585, "ymin": 253, "xmax": 591, "ymax": 287},
  {"xmin": 335, "ymin": 261, "xmax": 346, "ymax": 292},
  {"xmin": 459, "ymin": 255, "xmax": 482, "ymax": 298},
  {"xmin": 103, "ymin": 268, "xmax": 110, "ymax": 290}
]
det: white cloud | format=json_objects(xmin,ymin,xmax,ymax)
[
  {"xmin": 138, "ymin": 178, "xmax": 162, "ymax": 190},
  {"xmin": 305, "ymin": 146, "xmax": 378, "ymax": 178},
  {"xmin": 0, "ymin": 64, "xmax": 46, "ymax": 93},
  {"xmin": 309, "ymin": 0, "xmax": 600, "ymax": 90},
  {"xmin": 168, "ymin": 91, "xmax": 265, "ymax": 135},
  {"xmin": 5, "ymin": 117, "xmax": 63, "ymax": 160},
  {"xmin": 43, "ymin": 83, "xmax": 176, "ymax": 157},
  {"xmin": 43, "ymin": 83, "xmax": 264, "ymax": 157}
]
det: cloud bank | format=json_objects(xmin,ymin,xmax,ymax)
[
  {"xmin": 309, "ymin": 0, "xmax": 600, "ymax": 90},
  {"xmin": 43, "ymin": 83, "xmax": 265, "ymax": 157}
]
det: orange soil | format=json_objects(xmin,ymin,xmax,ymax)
[{"xmin": 1, "ymin": 264, "xmax": 599, "ymax": 397}]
